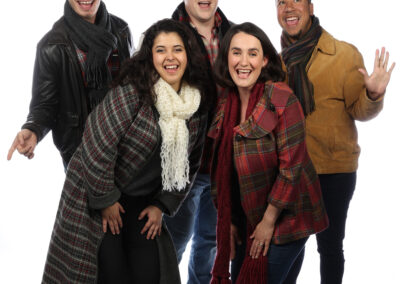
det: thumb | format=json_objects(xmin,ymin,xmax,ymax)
[
  {"xmin": 138, "ymin": 208, "xmax": 147, "ymax": 220},
  {"xmin": 250, "ymin": 232, "xmax": 255, "ymax": 239},
  {"xmin": 358, "ymin": 68, "xmax": 368, "ymax": 80},
  {"xmin": 18, "ymin": 132, "xmax": 26, "ymax": 145},
  {"xmin": 118, "ymin": 204, "xmax": 125, "ymax": 214}
]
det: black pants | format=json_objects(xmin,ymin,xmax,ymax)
[
  {"xmin": 97, "ymin": 196, "xmax": 160, "ymax": 284},
  {"xmin": 284, "ymin": 172, "xmax": 356, "ymax": 284}
]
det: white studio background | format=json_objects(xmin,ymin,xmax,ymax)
[{"xmin": 0, "ymin": 0, "xmax": 399, "ymax": 283}]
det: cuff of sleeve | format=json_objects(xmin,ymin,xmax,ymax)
[
  {"xmin": 365, "ymin": 90, "xmax": 385, "ymax": 102},
  {"xmin": 88, "ymin": 189, "xmax": 121, "ymax": 210},
  {"xmin": 267, "ymin": 196, "xmax": 294, "ymax": 210},
  {"xmin": 150, "ymin": 199, "xmax": 168, "ymax": 213},
  {"xmin": 154, "ymin": 191, "xmax": 186, "ymax": 217},
  {"xmin": 22, "ymin": 122, "xmax": 43, "ymax": 142}
]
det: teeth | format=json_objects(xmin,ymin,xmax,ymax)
[
  {"xmin": 238, "ymin": 70, "xmax": 251, "ymax": 74},
  {"xmin": 286, "ymin": 17, "xmax": 298, "ymax": 21},
  {"xmin": 79, "ymin": 1, "xmax": 93, "ymax": 4},
  {"xmin": 165, "ymin": 65, "xmax": 178, "ymax": 69},
  {"xmin": 199, "ymin": 1, "xmax": 210, "ymax": 5}
]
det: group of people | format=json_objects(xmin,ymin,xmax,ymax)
[{"xmin": 7, "ymin": 0, "xmax": 395, "ymax": 283}]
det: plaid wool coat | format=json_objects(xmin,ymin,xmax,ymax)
[
  {"xmin": 42, "ymin": 83, "xmax": 208, "ymax": 283},
  {"xmin": 208, "ymin": 82, "xmax": 328, "ymax": 244}
]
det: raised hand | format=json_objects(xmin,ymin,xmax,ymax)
[{"xmin": 359, "ymin": 47, "xmax": 396, "ymax": 100}]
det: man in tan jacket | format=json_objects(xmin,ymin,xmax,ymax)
[{"xmin": 275, "ymin": 0, "xmax": 395, "ymax": 283}]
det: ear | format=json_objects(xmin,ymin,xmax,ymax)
[
  {"xmin": 262, "ymin": 57, "xmax": 268, "ymax": 68},
  {"xmin": 309, "ymin": 2, "xmax": 314, "ymax": 15}
]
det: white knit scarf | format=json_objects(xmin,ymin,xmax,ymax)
[{"xmin": 154, "ymin": 78, "xmax": 201, "ymax": 191}]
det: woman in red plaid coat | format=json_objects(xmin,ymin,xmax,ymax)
[{"xmin": 208, "ymin": 22, "xmax": 329, "ymax": 284}]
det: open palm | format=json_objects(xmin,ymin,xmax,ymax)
[{"xmin": 359, "ymin": 47, "xmax": 395, "ymax": 100}]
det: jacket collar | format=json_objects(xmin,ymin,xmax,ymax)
[
  {"xmin": 315, "ymin": 29, "xmax": 336, "ymax": 56},
  {"xmin": 208, "ymin": 84, "xmax": 279, "ymax": 141},
  {"xmin": 171, "ymin": 2, "xmax": 231, "ymax": 37}
]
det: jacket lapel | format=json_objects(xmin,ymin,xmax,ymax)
[{"xmin": 235, "ymin": 84, "xmax": 279, "ymax": 138}]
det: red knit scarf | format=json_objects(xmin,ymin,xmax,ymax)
[{"xmin": 211, "ymin": 83, "xmax": 267, "ymax": 284}]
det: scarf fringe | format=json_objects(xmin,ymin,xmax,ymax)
[
  {"xmin": 236, "ymin": 255, "xmax": 268, "ymax": 284},
  {"xmin": 210, "ymin": 277, "xmax": 232, "ymax": 284}
]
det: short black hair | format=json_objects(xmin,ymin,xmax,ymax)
[{"xmin": 214, "ymin": 22, "xmax": 285, "ymax": 88}]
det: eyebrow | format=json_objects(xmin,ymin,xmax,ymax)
[
  {"xmin": 154, "ymin": 44, "xmax": 184, "ymax": 48},
  {"xmin": 231, "ymin": 47, "xmax": 260, "ymax": 52}
]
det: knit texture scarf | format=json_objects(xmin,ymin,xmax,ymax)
[
  {"xmin": 281, "ymin": 16, "xmax": 322, "ymax": 116},
  {"xmin": 64, "ymin": 0, "xmax": 117, "ymax": 108},
  {"xmin": 211, "ymin": 83, "xmax": 267, "ymax": 284},
  {"xmin": 154, "ymin": 78, "xmax": 201, "ymax": 192}
]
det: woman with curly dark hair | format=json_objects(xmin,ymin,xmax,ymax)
[
  {"xmin": 42, "ymin": 19, "xmax": 213, "ymax": 284},
  {"xmin": 209, "ymin": 22, "xmax": 328, "ymax": 284}
]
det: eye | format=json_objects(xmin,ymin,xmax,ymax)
[
  {"xmin": 249, "ymin": 52, "xmax": 257, "ymax": 57},
  {"xmin": 232, "ymin": 50, "xmax": 241, "ymax": 56},
  {"xmin": 277, "ymin": 0, "xmax": 285, "ymax": 6},
  {"xmin": 174, "ymin": 47, "xmax": 184, "ymax": 52},
  {"xmin": 155, "ymin": 48, "xmax": 165, "ymax": 53}
]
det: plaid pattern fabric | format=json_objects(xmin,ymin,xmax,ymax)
[
  {"xmin": 195, "ymin": 12, "xmax": 222, "ymax": 66},
  {"xmin": 75, "ymin": 47, "xmax": 120, "ymax": 87},
  {"xmin": 42, "ymin": 83, "xmax": 207, "ymax": 283},
  {"xmin": 208, "ymin": 83, "xmax": 328, "ymax": 244},
  {"xmin": 177, "ymin": 9, "xmax": 222, "ymax": 66}
]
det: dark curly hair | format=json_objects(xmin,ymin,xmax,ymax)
[
  {"xmin": 214, "ymin": 22, "xmax": 285, "ymax": 88},
  {"xmin": 114, "ymin": 19, "xmax": 215, "ymax": 112}
]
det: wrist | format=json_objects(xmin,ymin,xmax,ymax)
[
  {"xmin": 261, "ymin": 215, "xmax": 276, "ymax": 227},
  {"xmin": 367, "ymin": 89, "xmax": 385, "ymax": 101}
]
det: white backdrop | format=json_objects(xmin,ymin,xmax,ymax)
[{"xmin": 0, "ymin": 1, "xmax": 399, "ymax": 283}]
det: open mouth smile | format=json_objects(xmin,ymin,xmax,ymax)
[
  {"xmin": 198, "ymin": 1, "xmax": 211, "ymax": 8},
  {"xmin": 236, "ymin": 69, "xmax": 252, "ymax": 79},
  {"xmin": 77, "ymin": 0, "xmax": 94, "ymax": 8},
  {"xmin": 164, "ymin": 65, "xmax": 180, "ymax": 73},
  {"xmin": 285, "ymin": 16, "xmax": 299, "ymax": 27}
]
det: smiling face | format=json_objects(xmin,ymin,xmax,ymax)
[
  {"xmin": 184, "ymin": 0, "xmax": 218, "ymax": 24},
  {"xmin": 228, "ymin": 32, "xmax": 268, "ymax": 93},
  {"xmin": 276, "ymin": 0, "xmax": 314, "ymax": 42},
  {"xmin": 68, "ymin": 0, "xmax": 101, "ymax": 24},
  {"xmin": 152, "ymin": 32, "xmax": 188, "ymax": 92}
]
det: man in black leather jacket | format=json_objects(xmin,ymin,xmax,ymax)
[{"xmin": 7, "ymin": 0, "xmax": 133, "ymax": 166}]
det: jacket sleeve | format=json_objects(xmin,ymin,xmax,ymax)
[
  {"xmin": 267, "ymin": 94, "xmax": 307, "ymax": 209},
  {"xmin": 125, "ymin": 25, "xmax": 135, "ymax": 56},
  {"xmin": 151, "ymin": 113, "xmax": 208, "ymax": 217},
  {"xmin": 22, "ymin": 43, "xmax": 62, "ymax": 142},
  {"xmin": 344, "ymin": 46, "xmax": 383, "ymax": 121},
  {"xmin": 82, "ymin": 86, "xmax": 139, "ymax": 210}
]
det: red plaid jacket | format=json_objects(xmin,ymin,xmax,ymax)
[{"xmin": 208, "ymin": 82, "xmax": 329, "ymax": 244}]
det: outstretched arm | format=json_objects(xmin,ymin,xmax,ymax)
[{"xmin": 359, "ymin": 47, "xmax": 396, "ymax": 100}]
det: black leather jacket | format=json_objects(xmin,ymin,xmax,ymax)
[{"xmin": 22, "ymin": 15, "xmax": 133, "ymax": 165}]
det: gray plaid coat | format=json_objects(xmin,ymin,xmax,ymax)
[{"xmin": 42, "ymin": 83, "xmax": 208, "ymax": 283}]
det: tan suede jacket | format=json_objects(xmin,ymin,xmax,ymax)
[{"xmin": 283, "ymin": 29, "xmax": 384, "ymax": 174}]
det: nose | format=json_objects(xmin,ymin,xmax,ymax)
[
  {"xmin": 284, "ymin": 0, "xmax": 294, "ymax": 11},
  {"xmin": 166, "ymin": 50, "xmax": 174, "ymax": 61},
  {"xmin": 239, "ymin": 54, "xmax": 249, "ymax": 66}
]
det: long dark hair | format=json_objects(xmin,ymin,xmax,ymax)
[
  {"xmin": 114, "ymin": 19, "xmax": 215, "ymax": 112},
  {"xmin": 214, "ymin": 22, "xmax": 285, "ymax": 88}
]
